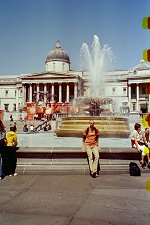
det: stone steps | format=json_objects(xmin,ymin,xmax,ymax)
[
  {"xmin": 3, "ymin": 120, "xmax": 45, "ymax": 133},
  {"xmin": 16, "ymin": 158, "xmax": 150, "ymax": 175},
  {"xmin": 13, "ymin": 147, "xmax": 150, "ymax": 175}
]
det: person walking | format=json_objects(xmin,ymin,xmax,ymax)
[
  {"xmin": 0, "ymin": 120, "xmax": 6, "ymax": 179},
  {"xmin": 10, "ymin": 115, "xmax": 13, "ymax": 122},
  {"xmin": 82, "ymin": 120, "xmax": 100, "ymax": 178}
]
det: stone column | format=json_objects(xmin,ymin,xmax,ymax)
[
  {"xmin": 136, "ymin": 83, "xmax": 139, "ymax": 111},
  {"xmin": 59, "ymin": 83, "xmax": 62, "ymax": 102},
  {"xmin": 16, "ymin": 88, "xmax": 19, "ymax": 111},
  {"xmin": 52, "ymin": 83, "xmax": 54, "ymax": 102},
  {"xmin": 128, "ymin": 84, "xmax": 131, "ymax": 110},
  {"xmin": 22, "ymin": 84, "xmax": 26, "ymax": 106},
  {"xmin": 37, "ymin": 83, "xmax": 39, "ymax": 102},
  {"xmin": 29, "ymin": 84, "xmax": 32, "ymax": 102},
  {"xmin": 66, "ymin": 83, "xmax": 69, "ymax": 102},
  {"xmin": 74, "ymin": 82, "xmax": 78, "ymax": 99},
  {"xmin": 44, "ymin": 84, "xmax": 47, "ymax": 103}
]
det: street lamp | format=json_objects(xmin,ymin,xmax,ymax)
[{"xmin": 145, "ymin": 96, "xmax": 148, "ymax": 113}]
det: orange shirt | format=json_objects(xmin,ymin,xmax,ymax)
[{"xmin": 83, "ymin": 128, "xmax": 99, "ymax": 146}]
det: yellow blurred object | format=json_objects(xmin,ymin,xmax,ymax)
[{"xmin": 142, "ymin": 114, "xmax": 150, "ymax": 128}]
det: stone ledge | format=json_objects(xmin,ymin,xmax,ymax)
[{"xmin": 15, "ymin": 147, "xmax": 140, "ymax": 160}]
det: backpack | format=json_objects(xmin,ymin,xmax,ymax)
[{"xmin": 129, "ymin": 162, "xmax": 141, "ymax": 176}]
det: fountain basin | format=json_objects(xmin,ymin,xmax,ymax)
[{"xmin": 55, "ymin": 116, "xmax": 130, "ymax": 138}]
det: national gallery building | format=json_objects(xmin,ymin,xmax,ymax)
[{"xmin": 0, "ymin": 40, "xmax": 150, "ymax": 118}]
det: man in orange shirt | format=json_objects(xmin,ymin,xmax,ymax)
[{"xmin": 82, "ymin": 120, "xmax": 100, "ymax": 178}]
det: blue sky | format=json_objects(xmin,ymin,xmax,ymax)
[{"xmin": 0, "ymin": 0, "xmax": 150, "ymax": 75}]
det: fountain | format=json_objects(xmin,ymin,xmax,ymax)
[{"xmin": 55, "ymin": 35, "xmax": 130, "ymax": 138}]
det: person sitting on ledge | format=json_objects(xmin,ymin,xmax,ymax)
[
  {"xmin": 131, "ymin": 123, "xmax": 150, "ymax": 168},
  {"xmin": 23, "ymin": 124, "xmax": 28, "ymax": 132}
]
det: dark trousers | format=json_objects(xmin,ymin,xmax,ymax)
[{"xmin": 1, "ymin": 146, "xmax": 17, "ymax": 176}]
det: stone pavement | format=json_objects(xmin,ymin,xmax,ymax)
[{"xmin": 0, "ymin": 174, "xmax": 150, "ymax": 225}]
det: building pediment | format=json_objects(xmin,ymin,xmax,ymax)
[
  {"xmin": 130, "ymin": 60, "xmax": 150, "ymax": 72},
  {"xmin": 21, "ymin": 71, "xmax": 77, "ymax": 80}
]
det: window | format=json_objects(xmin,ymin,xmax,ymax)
[
  {"xmin": 4, "ymin": 104, "xmax": 9, "ymax": 112},
  {"xmin": 132, "ymin": 87, "xmax": 136, "ymax": 94},
  {"xmin": 112, "ymin": 87, "xmax": 116, "ymax": 94},
  {"xmin": 142, "ymin": 86, "xmax": 146, "ymax": 94},
  {"xmin": 15, "ymin": 90, "xmax": 16, "ymax": 97},
  {"xmin": 122, "ymin": 102, "xmax": 128, "ymax": 106},
  {"xmin": 133, "ymin": 103, "xmax": 136, "ymax": 111},
  {"xmin": 123, "ymin": 87, "xmax": 126, "ymax": 92},
  {"xmin": 5, "ymin": 90, "xmax": 8, "ymax": 97},
  {"xmin": 53, "ymin": 63, "xmax": 55, "ymax": 70},
  {"xmin": 13, "ymin": 104, "xmax": 16, "ymax": 111}
]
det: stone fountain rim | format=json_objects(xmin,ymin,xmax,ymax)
[{"xmin": 62, "ymin": 116, "xmax": 129, "ymax": 121}]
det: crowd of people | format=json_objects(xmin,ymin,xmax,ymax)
[
  {"xmin": 82, "ymin": 120, "xmax": 150, "ymax": 178},
  {"xmin": 0, "ymin": 117, "xmax": 150, "ymax": 180}
]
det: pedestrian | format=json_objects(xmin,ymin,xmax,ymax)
[
  {"xmin": 82, "ymin": 120, "xmax": 100, "ymax": 178},
  {"xmin": 4, "ymin": 125, "xmax": 18, "ymax": 176},
  {"xmin": 0, "ymin": 120, "xmax": 6, "ymax": 179},
  {"xmin": 131, "ymin": 123, "xmax": 150, "ymax": 168},
  {"xmin": 23, "ymin": 124, "xmax": 28, "ymax": 132},
  {"xmin": 13, "ymin": 122, "xmax": 17, "ymax": 132},
  {"xmin": 10, "ymin": 115, "xmax": 13, "ymax": 122},
  {"xmin": 30, "ymin": 124, "xmax": 34, "ymax": 132}
]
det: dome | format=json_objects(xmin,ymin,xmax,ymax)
[{"xmin": 46, "ymin": 40, "xmax": 70, "ymax": 64}]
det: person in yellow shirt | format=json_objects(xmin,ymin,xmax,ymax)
[
  {"xmin": 6, "ymin": 126, "xmax": 18, "ymax": 147},
  {"xmin": 5, "ymin": 126, "xmax": 18, "ymax": 176}
]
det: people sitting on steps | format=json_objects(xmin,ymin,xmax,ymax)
[
  {"xmin": 131, "ymin": 123, "xmax": 150, "ymax": 169},
  {"xmin": 23, "ymin": 124, "xmax": 28, "ymax": 132}
]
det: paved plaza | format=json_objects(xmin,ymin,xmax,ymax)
[
  {"xmin": 17, "ymin": 118, "xmax": 135, "ymax": 148},
  {"xmin": 1, "ymin": 117, "xmax": 149, "ymax": 224},
  {"xmin": 17, "ymin": 132, "xmax": 132, "ymax": 148},
  {"xmin": 0, "ymin": 174, "xmax": 150, "ymax": 225}
]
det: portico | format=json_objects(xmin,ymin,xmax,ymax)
[
  {"xmin": 22, "ymin": 81, "xmax": 79, "ymax": 104},
  {"xmin": 128, "ymin": 60, "xmax": 150, "ymax": 113}
]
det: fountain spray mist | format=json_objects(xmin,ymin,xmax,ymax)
[{"xmin": 80, "ymin": 35, "xmax": 115, "ymax": 97}]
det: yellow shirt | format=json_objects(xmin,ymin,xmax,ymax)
[{"xmin": 6, "ymin": 131, "xmax": 18, "ymax": 147}]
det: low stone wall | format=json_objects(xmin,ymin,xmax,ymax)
[{"xmin": 15, "ymin": 147, "xmax": 141, "ymax": 161}]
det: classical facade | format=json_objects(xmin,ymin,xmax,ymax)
[
  {"xmin": 0, "ymin": 41, "xmax": 84, "ymax": 114},
  {"xmin": 0, "ymin": 40, "xmax": 150, "ymax": 115}
]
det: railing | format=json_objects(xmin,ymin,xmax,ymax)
[{"xmin": 34, "ymin": 120, "xmax": 51, "ymax": 132}]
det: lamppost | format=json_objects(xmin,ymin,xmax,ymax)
[{"xmin": 145, "ymin": 96, "xmax": 148, "ymax": 113}]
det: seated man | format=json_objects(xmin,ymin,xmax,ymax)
[{"xmin": 131, "ymin": 123, "xmax": 150, "ymax": 168}]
